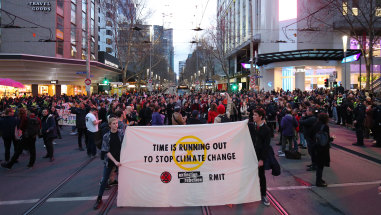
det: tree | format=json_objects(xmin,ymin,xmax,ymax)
[{"xmin": 303, "ymin": 0, "xmax": 381, "ymax": 90}]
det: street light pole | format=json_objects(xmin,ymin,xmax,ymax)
[
  {"xmin": 342, "ymin": 35, "xmax": 348, "ymax": 89},
  {"xmin": 86, "ymin": 0, "xmax": 91, "ymax": 96}
]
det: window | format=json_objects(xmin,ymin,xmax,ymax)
[
  {"xmin": 71, "ymin": 3, "xmax": 76, "ymax": 23},
  {"xmin": 71, "ymin": 24, "xmax": 76, "ymax": 44},
  {"xmin": 98, "ymin": 17, "xmax": 100, "ymax": 23},
  {"xmin": 91, "ymin": 19, "xmax": 95, "ymax": 36},
  {"xmin": 91, "ymin": 2, "xmax": 95, "ymax": 20},
  {"xmin": 377, "ymin": 0, "xmax": 381, "ymax": 17},
  {"xmin": 56, "ymin": 39, "xmax": 64, "ymax": 55},
  {"xmin": 56, "ymin": 15, "xmax": 64, "ymax": 32},
  {"xmin": 82, "ymin": 0, "xmax": 86, "ymax": 12},
  {"xmin": 98, "ymin": 26, "xmax": 100, "ymax": 32},
  {"xmin": 106, "ymin": 12, "xmax": 112, "ymax": 18},
  {"xmin": 342, "ymin": 2, "xmax": 348, "ymax": 15},
  {"xmin": 98, "ymin": 35, "xmax": 100, "ymax": 41},
  {"xmin": 106, "ymin": 38, "xmax": 112, "ymax": 45},
  {"xmin": 106, "ymin": 30, "xmax": 113, "ymax": 36},
  {"xmin": 71, "ymin": 45, "xmax": 77, "ymax": 57},
  {"xmin": 82, "ymin": 49, "xmax": 87, "ymax": 60},
  {"xmin": 82, "ymin": 31, "xmax": 86, "ymax": 49},
  {"xmin": 106, "ymin": 47, "xmax": 113, "ymax": 53},
  {"xmin": 106, "ymin": 21, "xmax": 113, "ymax": 27},
  {"xmin": 82, "ymin": 12, "xmax": 86, "ymax": 30},
  {"xmin": 91, "ymin": 41, "xmax": 95, "ymax": 53},
  {"xmin": 352, "ymin": 7, "xmax": 358, "ymax": 16},
  {"xmin": 57, "ymin": 0, "xmax": 64, "ymax": 9}
]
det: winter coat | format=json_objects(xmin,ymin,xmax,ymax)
[
  {"xmin": 280, "ymin": 114, "xmax": 298, "ymax": 137},
  {"xmin": 248, "ymin": 122, "xmax": 271, "ymax": 161},
  {"xmin": 207, "ymin": 110, "xmax": 218, "ymax": 123},
  {"xmin": 151, "ymin": 112, "xmax": 164, "ymax": 126},
  {"xmin": 314, "ymin": 122, "xmax": 331, "ymax": 167},
  {"xmin": 300, "ymin": 115, "xmax": 317, "ymax": 143},
  {"xmin": 70, "ymin": 107, "xmax": 87, "ymax": 129},
  {"xmin": 0, "ymin": 116, "xmax": 18, "ymax": 139},
  {"xmin": 41, "ymin": 114, "xmax": 57, "ymax": 139}
]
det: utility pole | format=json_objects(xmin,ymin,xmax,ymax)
[{"xmin": 86, "ymin": 0, "xmax": 91, "ymax": 96}]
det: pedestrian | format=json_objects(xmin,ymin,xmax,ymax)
[
  {"xmin": 41, "ymin": 108, "xmax": 57, "ymax": 162},
  {"xmin": 279, "ymin": 108, "xmax": 298, "ymax": 157},
  {"xmin": 300, "ymin": 107, "xmax": 318, "ymax": 171},
  {"xmin": 86, "ymin": 108, "xmax": 102, "ymax": 158},
  {"xmin": 188, "ymin": 110, "xmax": 203, "ymax": 124},
  {"xmin": 248, "ymin": 108, "xmax": 271, "ymax": 206},
  {"xmin": 372, "ymin": 98, "xmax": 381, "ymax": 148},
  {"xmin": 172, "ymin": 106, "xmax": 187, "ymax": 125},
  {"xmin": 70, "ymin": 102, "xmax": 88, "ymax": 151},
  {"xmin": 0, "ymin": 108, "xmax": 18, "ymax": 163},
  {"xmin": 207, "ymin": 103, "xmax": 218, "ymax": 123},
  {"xmin": 93, "ymin": 117, "xmax": 124, "ymax": 210},
  {"xmin": 314, "ymin": 113, "xmax": 332, "ymax": 187},
  {"xmin": 151, "ymin": 105, "xmax": 164, "ymax": 126},
  {"xmin": 214, "ymin": 104, "xmax": 230, "ymax": 123},
  {"xmin": 352, "ymin": 98, "xmax": 366, "ymax": 146}
]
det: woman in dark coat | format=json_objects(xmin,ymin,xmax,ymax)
[{"xmin": 314, "ymin": 113, "xmax": 332, "ymax": 187}]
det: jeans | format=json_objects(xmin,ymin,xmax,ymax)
[
  {"xmin": 258, "ymin": 165, "xmax": 267, "ymax": 197},
  {"xmin": 98, "ymin": 165, "xmax": 114, "ymax": 198},
  {"xmin": 2, "ymin": 136, "xmax": 16, "ymax": 162},
  {"xmin": 87, "ymin": 131, "xmax": 96, "ymax": 156},
  {"xmin": 299, "ymin": 133, "xmax": 307, "ymax": 147},
  {"xmin": 282, "ymin": 136, "xmax": 293, "ymax": 152},
  {"xmin": 332, "ymin": 106, "xmax": 338, "ymax": 122},
  {"xmin": 43, "ymin": 136, "xmax": 54, "ymax": 158},
  {"xmin": 77, "ymin": 127, "xmax": 88, "ymax": 149}
]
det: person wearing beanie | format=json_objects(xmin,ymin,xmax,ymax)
[
  {"xmin": 214, "ymin": 104, "xmax": 230, "ymax": 123},
  {"xmin": 188, "ymin": 110, "xmax": 203, "ymax": 124}
]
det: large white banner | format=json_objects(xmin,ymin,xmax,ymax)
[{"xmin": 117, "ymin": 120, "xmax": 261, "ymax": 207}]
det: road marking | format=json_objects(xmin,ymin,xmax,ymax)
[
  {"xmin": 1, "ymin": 180, "xmax": 381, "ymax": 206},
  {"xmin": 0, "ymin": 196, "xmax": 109, "ymax": 206}
]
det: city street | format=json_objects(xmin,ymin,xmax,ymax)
[{"xmin": 0, "ymin": 123, "xmax": 380, "ymax": 215}]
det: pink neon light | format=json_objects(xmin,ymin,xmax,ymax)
[{"xmin": 279, "ymin": 0, "xmax": 297, "ymax": 21}]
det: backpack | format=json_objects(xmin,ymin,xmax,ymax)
[
  {"xmin": 315, "ymin": 124, "xmax": 329, "ymax": 147},
  {"xmin": 220, "ymin": 114, "xmax": 231, "ymax": 123},
  {"xmin": 25, "ymin": 117, "xmax": 40, "ymax": 138}
]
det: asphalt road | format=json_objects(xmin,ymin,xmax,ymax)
[{"xmin": 0, "ymin": 123, "xmax": 380, "ymax": 215}]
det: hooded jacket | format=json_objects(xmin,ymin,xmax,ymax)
[{"xmin": 280, "ymin": 114, "xmax": 298, "ymax": 137}]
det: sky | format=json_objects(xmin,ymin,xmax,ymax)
[{"xmin": 144, "ymin": 0, "xmax": 217, "ymax": 77}]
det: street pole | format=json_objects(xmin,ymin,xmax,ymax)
[
  {"xmin": 342, "ymin": 35, "xmax": 348, "ymax": 90},
  {"xmin": 249, "ymin": 0, "xmax": 254, "ymax": 91},
  {"xmin": 86, "ymin": 0, "xmax": 91, "ymax": 96}
]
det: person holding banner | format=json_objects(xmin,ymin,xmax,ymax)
[
  {"xmin": 94, "ymin": 117, "xmax": 124, "ymax": 210},
  {"xmin": 248, "ymin": 108, "xmax": 271, "ymax": 206}
]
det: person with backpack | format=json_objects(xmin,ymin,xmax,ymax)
[
  {"xmin": 214, "ymin": 104, "xmax": 230, "ymax": 123},
  {"xmin": 314, "ymin": 113, "xmax": 332, "ymax": 187}
]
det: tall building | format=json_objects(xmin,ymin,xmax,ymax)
[
  {"xmin": 164, "ymin": 28, "xmax": 174, "ymax": 74},
  {"xmin": 0, "ymin": 0, "xmax": 120, "ymax": 96},
  {"xmin": 217, "ymin": 0, "xmax": 381, "ymax": 91}
]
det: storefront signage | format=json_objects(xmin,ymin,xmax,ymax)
[
  {"xmin": 241, "ymin": 63, "xmax": 259, "ymax": 69},
  {"xmin": 342, "ymin": 53, "xmax": 361, "ymax": 63},
  {"xmin": 105, "ymin": 60, "xmax": 119, "ymax": 69},
  {"xmin": 50, "ymin": 80, "xmax": 58, "ymax": 84},
  {"xmin": 28, "ymin": 2, "xmax": 52, "ymax": 12},
  {"xmin": 56, "ymin": 29, "xmax": 63, "ymax": 40}
]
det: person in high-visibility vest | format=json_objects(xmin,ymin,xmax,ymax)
[{"xmin": 336, "ymin": 94, "xmax": 343, "ymax": 125}]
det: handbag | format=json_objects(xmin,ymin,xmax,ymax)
[{"xmin": 264, "ymin": 146, "xmax": 281, "ymax": 176}]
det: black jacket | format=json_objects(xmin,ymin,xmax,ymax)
[
  {"xmin": 70, "ymin": 107, "xmax": 87, "ymax": 129},
  {"xmin": 41, "ymin": 114, "xmax": 57, "ymax": 139},
  {"xmin": 0, "ymin": 116, "xmax": 18, "ymax": 139},
  {"xmin": 299, "ymin": 115, "xmax": 317, "ymax": 143},
  {"xmin": 314, "ymin": 122, "xmax": 331, "ymax": 167},
  {"xmin": 248, "ymin": 122, "xmax": 271, "ymax": 161}
]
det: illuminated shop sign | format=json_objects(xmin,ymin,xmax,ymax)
[
  {"xmin": 240, "ymin": 63, "xmax": 259, "ymax": 69},
  {"xmin": 341, "ymin": 53, "xmax": 361, "ymax": 63},
  {"xmin": 28, "ymin": 2, "xmax": 52, "ymax": 12}
]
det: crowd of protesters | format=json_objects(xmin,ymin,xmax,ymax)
[{"xmin": 1, "ymin": 85, "xmax": 381, "ymax": 208}]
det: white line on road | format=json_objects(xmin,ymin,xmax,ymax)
[{"xmin": 1, "ymin": 180, "xmax": 381, "ymax": 206}]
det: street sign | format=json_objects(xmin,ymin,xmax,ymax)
[
  {"xmin": 84, "ymin": 79, "xmax": 91, "ymax": 86},
  {"xmin": 148, "ymin": 79, "xmax": 152, "ymax": 84}
]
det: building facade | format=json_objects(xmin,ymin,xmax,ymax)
[
  {"xmin": 217, "ymin": 0, "xmax": 381, "ymax": 91},
  {"xmin": 0, "ymin": 0, "xmax": 120, "ymax": 97}
]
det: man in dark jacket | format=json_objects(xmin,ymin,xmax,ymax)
[
  {"xmin": 41, "ymin": 108, "xmax": 57, "ymax": 162},
  {"xmin": 187, "ymin": 110, "xmax": 203, "ymax": 124},
  {"xmin": 70, "ymin": 102, "xmax": 88, "ymax": 151},
  {"xmin": 0, "ymin": 108, "xmax": 18, "ymax": 162},
  {"xmin": 300, "ymin": 107, "xmax": 318, "ymax": 171},
  {"xmin": 248, "ymin": 108, "xmax": 271, "ymax": 206}
]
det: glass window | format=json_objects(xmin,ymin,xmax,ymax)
[
  {"xmin": 106, "ymin": 30, "xmax": 113, "ymax": 36},
  {"xmin": 57, "ymin": 15, "xmax": 64, "ymax": 32},
  {"xmin": 82, "ymin": 49, "xmax": 87, "ymax": 60},
  {"xmin": 71, "ymin": 24, "xmax": 76, "ymax": 44},
  {"xmin": 106, "ymin": 21, "xmax": 113, "ymax": 27},
  {"xmin": 71, "ymin": 3, "xmax": 76, "ymax": 24},
  {"xmin": 91, "ymin": 2, "xmax": 95, "ymax": 20},
  {"xmin": 56, "ymin": 39, "xmax": 64, "ymax": 55},
  {"xmin": 82, "ymin": 0, "xmax": 86, "ymax": 12},
  {"xmin": 71, "ymin": 45, "xmax": 77, "ymax": 57},
  {"xmin": 82, "ymin": 31, "xmax": 86, "ymax": 49},
  {"xmin": 91, "ymin": 41, "xmax": 95, "ymax": 53},
  {"xmin": 82, "ymin": 12, "xmax": 86, "ymax": 30},
  {"xmin": 91, "ymin": 19, "xmax": 95, "ymax": 36},
  {"xmin": 377, "ymin": 8, "xmax": 381, "ymax": 17},
  {"xmin": 352, "ymin": 7, "xmax": 358, "ymax": 16},
  {"xmin": 106, "ymin": 38, "xmax": 112, "ymax": 45},
  {"xmin": 106, "ymin": 47, "xmax": 113, "ymax": 53},
  {"xmin": 342, "ymin": 2, "xmax": 348, "ymax": 15},
  {"xmin": 57, "ymin": 0, "xmax": 64, "ymax": 9}
]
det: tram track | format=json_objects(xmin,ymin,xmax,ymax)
[{"xmin": 22, "ymin": 157, "xmax": 96, "ymax": 215}]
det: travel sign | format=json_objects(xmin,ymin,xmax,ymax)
[{"xmin": 342, "ymin": 53, "xmax": 361, "ymax": 63}]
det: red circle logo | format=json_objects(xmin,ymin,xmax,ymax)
[{"xmin": 160, "ymin": 171, "xmax": 172, "ymax": 183}]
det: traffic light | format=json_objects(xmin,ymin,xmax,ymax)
[
  {"xmin": 324, "ymin": 79, "xmax": 329, "ymax": 88},
  {"xmin": 231, "ymin": 83, "xmax": 238, "ymax": 91},
  {"xmin": 333, "ymin": 81, "xmax": 338, "ymax": 88},
  {"xmin": 103, "ymin": 78, "xmax": 109, "ymax": 85}
]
